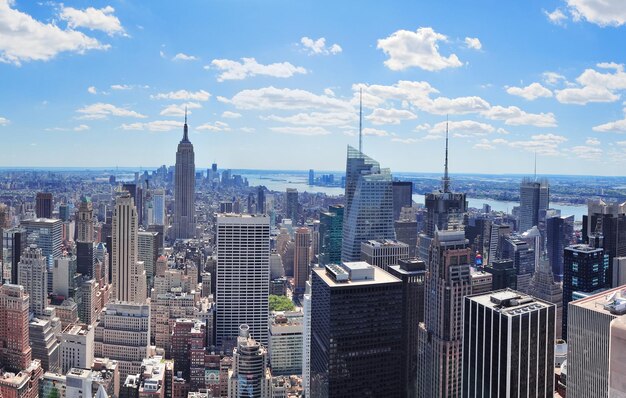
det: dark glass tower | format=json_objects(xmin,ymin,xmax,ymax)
[
  {"xmin": 392, "ymin": 181, "xmax": 413, "ymax": 221},
  {"xmin": 35, "ymin": 192, "xmax": 53, "ymax": 219},
  {"xmin": 318, "ymin": 205, "xmax": 343, "ymax": 266},
  {"xmin": 172, "ymin": 111, "xmax": 196, "ymax": 239}
]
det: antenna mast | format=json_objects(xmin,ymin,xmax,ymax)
[
  {"xmin": 359, "ymin": 87, "xmax": 363, "ymax": 154},
  {"xmin": 442, "ymin": 116, "xmax": 450, "ymax": 193}
]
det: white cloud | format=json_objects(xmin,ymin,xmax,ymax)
[
  {"xmin": 354, "ymin": 80, "xmax": 439, "ymax": 108},
  {"xmin": 208, "ymin": 58, "xmax": 306, "ymax": 82},
  {"xmin": 593, "ymin": 116, "xmax": 626, "ymax": 133},
  {"xmin": 430, "ymin": 120, "xmax": 496, "ymax": 136},
  {"xmin": 567, "ymin": 0, "xmax": 626, "ymax": 27},
  {"xmin": 481, "ymin": 105, "xmax": 557, "ymax": 127},
  {"xmin": 227, "ymin": 87, "xmax": 353, "ymax": 111},
  {"xmin": 0, "ymin": 1, "xmax": 109, "ymax": 65},
  {"xmin": 240, "ymin": 127, "xmax": 256, "ymax": 133},
  {"xmin": 425, "ymin": 96, "xmax": 491, "ymax": 115},
  {"xmin": 60, "ymin": 5, "xmax": 125, "ymax": 36},
  {"xmin": 111, "ymin": 84, "xmax": 131, "ymax": 90},
  {"xmin": 362, "ymin": 127, "xmax": 389, "ymax": 137},
  {"xmin": 269, "ymin": 126, "xmax": 332, "ymax": 136},
  {"xmin": 570, "ymin": 145, "xmax": 603, "ymax": 159},
  {"xmin": 152, "ymin": 90, "xmax": 211, "ymax": 101},
  {"xmin": 473, "ymin": 139, "xmax": 496, "ymax": 150},
  {"xmin": 263, "ymin": 112, "xmax": 356, "ymax": 126},
  {"xmin": 366, "ymin": 108, "xmax": 417, "ymax": 125},
  {"xmin": 0, "ymin": 116, "xmax": 9, "ymax": 126},
  {"xmin": 555, "ymin": 85, "xmax": 619, "ymax": 104},
  {"xmin": 555, "ymin": 63, "xmax": 626, "ymax": 104},
  {"xmin": 508, "ymin": 133, "xmax": 568, "ymax": 156},
  {"xmin": 544, "ymin": 8, "xmax": 568, "ymax": 25},
  {"xmin": 464, "ymin": 37, "xmax": 482, "ymax": 50},
  {"xmin": 543, "ymin": 72, "xmax": 567, "ymax": 86},
  {"xmin": 414, "ymin": 123, "xmax": 431, "ymax": 131},
  {"xmin": 506, "ymin": 82, "xmax": 553, "ymax": 100},
  {"xmin": 74, "ymin": 124, "xmax": 89, "ymax": 131},
  {"xmin": 300, "ymin": 37, "xmax": 342, "ymax": 55},
  {"xmin": 324, "ymin": 88, "xmax": 336, "ymax": 97},
  {"xmin": 221, "ymin": 111, "xmax": 242, "ymax": 119},
  {"xmin": 87, "ymin": 86, "xmax": 97, "ymax": 94},
  {"xmin": 121, "ymin": 120, "xmax": 183, "ymax": 132},
  {"xmin": 160, "ymin": 102, "xmax": 202, "ymax": 117},
  {"xmin": 392, "ymin": 137, "xmax": 419, "ymax": 144},
  {"xmin": 172, "ymin": 53, "xmax": 197, "ymax": 61},
  {"xmin": 76, "ymin": 103, "xmax": 147, "ymax": 119},
  {"xmin": 196, "ymin": 121, "xmax": 230, "ymax": 132},
  {"xmin": 377, "ymin": 27, "xmax": 463, "ymax": 71},
  {"xmin": 586, "ymin": 137, "xmax": 601, "ymax": 145}
]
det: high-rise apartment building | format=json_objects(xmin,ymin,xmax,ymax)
[
  {"xmin": 418, "ymin": 227, "xmax": 472, "ymax": 398},
  {"xmin": 318, "ymin": 205, "xmax": 343, "ymax": 266},
  {"xmin": 518, "ymin": 178, "xmax": 549, "ymax": 233},
  {"xmin": 293, "ymin": 227, "xmax": 311, "ymax": 295},
  {"xmin": 268, "ymin": 311, "xmax": 303, "ymax": 376},
  {"xmin": 36, "ymin": 192, "xmax": 53, "ymax": 219},
  {"xmin": 112, "ymin": 193, "xmax": 146, "ymax": 304},
  {"xmin": 172, "ymin": 113, "xmax": 196, "ymax": 239},
  {"xmin": 18, "ymin": 245, "xmax": 48, "ymax": 317},
  {"xmin": 341, "ymin": 146, "xmax": 395, "ymax": 262},
  {"xmin": 29, "ymin": 315, "xmax": 61, "ymax": 373},
  {"xmin": 138, "ymin": 230, "xmax": 160, "ymax": 287},
  {"xmin": 216, "ymin": 214, "xmax": 270, "ymax": 347},
  {"xmin": 310, "ymin": 262, "xmax": 402, "ymax": 397},
  {"xmin": 360, "ymin": 238, "xmax": 409, "ymax": 271},
  {"xmin": 228, "ymin": 324, "xmax": 271, "ymax": 398},
  {"xmin": 462, "ymin": 289, "xmax": 556, "ymax": 397},
  {"xmin": 0, "ymin": 284, "xmax": 32, "ymax": 371}
]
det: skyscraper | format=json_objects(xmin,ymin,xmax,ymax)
[
  {"xmin": 360, "ymin": 238, "xmax": 409, "ymax": 271},
  {"xmin": 546, "ymin": 214, "xmax": 574, "ymax": 281},
  {"xmin": 0, "ymin": 284, "xmax": 32, "ymax": 371},
  {"xmin": 152, "ymin": 189, "xmax": 166, "ymax": 226},
  {"xmin": 36, "ymin": 192, "xmax": 53, "ymax": 219},
  {"xmin": 341, "ymin": 146, "xmax": 395, "ymax": 262},
  {"xmin": 392, "ymin": 181, "xmax": 413, "ymax": 221},
  {"xmin": 2, "ymin": 227, "xmax": 25, "ymax": 284},
  {"xmin": 216, "ymin": 214, "xmax": 270, "ymax": 347},
  {"xmin": 462, "ymin": 289, "xmax": 556, "ymax": 397},
  {"xmin": 17, "ymin": 245, "xmax": 48, "ymax": 317},
  {"xmin": 418, "ymin": 227, "xmax": 472, "ymax": 398},
  {"xmin": 518, "ymin": 177, "xmax": 549, "ymax": 233},
  {"xmin": 318, "ymin": 205, "xmax": 343, "ymax": 266},
  {"xmin": 227, "ymin": 324, "xmax": 271, "ymax": 398},
  {"xmin": 111, "ymin": 192, "xmax": 146, "ymax": 304},
  {"xmin": 528, "ymin": 257, "xmax": 564, "ymax": 339},
  {"xmin": 293, "ymin": 227, "xmax": 311, "ymax": 295},
  {"xmin": 284, "ymin": 188, "xmax": 299, "ymax": 222},
  {"xmin": 172, "ymin": 112, "xmax": 196, "ymax": 239},
  {"xmin": 76, "ymin": 197, "xmax": 96, "ymax": 279},
  {"xmin": 310, "ymin": 262, "xmax": 402, "ymax": 397},
  {"xmin": 256, "ymin": 186, "xmax": 266, "ymax": 215},
  {"xmin": 21, "ymin": 218, "xmax": 63, "ymax": 263}
]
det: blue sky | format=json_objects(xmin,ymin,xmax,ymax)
[{"xmin": 2, "ymin": 0, "xmax": 626, "ymax": 175}]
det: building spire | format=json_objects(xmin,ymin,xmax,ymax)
[
  {"xmin": 359, "ymin": 87, "xmax": 363, "ymax": 154},
  {"xmin": 182, "ymin": 106, "xmax": 189, "ymax": 143},
  {"xmin": 534, "ymin": 151, "xmax": 537, "ymax": 181},
  {"xmin": 442, "ymin": 116, "xmax": 450, "ymax": 193}
]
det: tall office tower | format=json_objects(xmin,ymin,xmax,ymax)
[
  {"xmin": 52, "ymin": 253, "xmax": 77, "ymax": 298},
  {"xmin": 284, "ymin": 188, "xmax": 299, "ymax": 222},
  {"xmin": 394, "ymin": 219, "xmax": 418, "ymax": 257},
  {"xmin": 293, "ymin": 227, "xmax": 311, "ymax": 295},
  {"xmin": 18, "ymin": 245, "xmax": 48, "ymax": 317},
  {"xmin": 247, "ymin": 192, "xmax": 255, "ymax": 214},
  {"xmin": 310, "ymin": 262, "xmax": 402, "ymax": 397},
  {"xmin": 308, "ymin": 169, "xmax": 314, "ymax": 185},
  {"xmin": 2, "ymin": 227, "xmax": 25, "ymax": 284},
  {"xmin": 518, "ymin": 177, "xmax": 550, "ymax": 233},
  {"xmin": 610, "ymin": 314, "xmax": 626, "ymax": 396},
  {"xmin": 173, "ymin": 112, "xmax": 196, "ymax": 240},
  {"xmin": 76, "ymin": 197, "xmax": 94, "ymax": 242},
  {"xmin": 268, "ymin": 311, "xmax": 303, "ymax": 376},
  {"xmin": 392, "ymin": 181, "xmax": 413, "ymax": 221},
  {"xmin": 228, "ymin": 325, "xmax": 271, "ymax": 398},
  {"xmin": 256, "ymin": 186, "xmax": 266, "ymax": 215},
  {"xmin": 546, "ymin": 214, "xmax": 574, "ymax": 281},
  {"xmin": 59, "ymin": 203, "xmax": 70, "ymax": 221},
  {"xmin": 485, "ymin": 259, "xmax": 517, "ymax": 289},
  {"xmin": 563, "ymin": 244, "xmax": 610, "ymax": 339},
  {"xmin": 417, "ymin": 227, "xmax": 472, "ymax": 398},
  {"xmin": 112, "ymin": 193, "xmax": 146, "ymax": 304},
  {"xmin": 582, "ymin": 200, "xmax": 626, "ymax": 286},
  {"xmin": 462, "ymin": 289, "xmax": 556, "ymax": 397},
  {"xmin": 302, "ymin": 281, "xmax": 312, "ymax": 398},
  {"xmin": 528, "ymin": 257, "xmax": 564, "ymax": 339},
  {"xmin": 0, "ymin": 203, "xmax": 9, "ymax": 229},
  {"xmin": 94, "ymin": 302, "xmax": 150, "ymax": 380},
  {"xmin": 216, "ymin": 214, "xmax": 270, "ymax": 347},
  {"xmin": 341, "ymin": 146, "xmax": 395, "ymax": 262},
  {"xmin": 22, "ymin": 218, "xmax": 63, "ymax": 262},
  {"xmin": 36, "ymin": 192, "xmax": 53, "ymax": 219},
  {"xmin": 502, "ymin": 236, "xmax": 535, "ymax": 293},
  {"xmin": 171, "ymin": 319, "xmax": 206, "ymax": 387},
  {"xmin": 0, "ymin": 284, "xmax": 32, "ymax": 371},
  {"xmin": 60, "ymin": 323, "xmax": 94, "ymax": 373},
  {"xmin": 29, "ymin": 315, "xmax": 61, "ymax": 373},
  {"xmin": 420, "ymin": 131, "xmax": 467, "ymax": 262},
  {"xmin": 388, "ymin": 258, "xmax": 426, "ymax": 398},
  {"xmin": 567, "ymin": 285, "xmax": 626, "ymax": 398},
  {"xmin": 318, "ymin": 205, "xmax": 343, "ymax": 266},
  {"xmin": 151, "ymin": 189, "xmax": 166, "ymax": 226},
  {"xmin": 614, "ymin": 257, "xmax": 626, "ymax": 287},
  {"xmin": 138, "ymin": 231, "xmax": 159, "ymax": 287},
  {"xmin": 360, "ymin": 238, "xmax": 409, "ymax": 271}
]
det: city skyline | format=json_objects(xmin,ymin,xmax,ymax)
[{"xmin": 1, "ymin": 1, "xmax": 626, "ymax": 175}]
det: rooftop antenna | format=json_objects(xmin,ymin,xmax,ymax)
[
  {"xmin": 359, "ymin": 87, "xmax": 363, "ymax": 154},
  {"xmin": 534, "ymin": 152, "xmax": 537, "ymax": 181},
  {"xmin": 182, "ymin": 106, "xmax": 189, "ymax": 142},
  {"xmin": 442, "ymin": 115, "xmax": 450, "ymax": 193}
]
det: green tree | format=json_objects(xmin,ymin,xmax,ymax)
[{"xmin": 269, "ymin": 295, "xmax": 295, "ymax": 312}]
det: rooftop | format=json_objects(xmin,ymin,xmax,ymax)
[
  {"xmin": 362, "ymin": 239, "xmax": 409, "ymax": 248},
  {"xmin": 571, "ymin": 284, "xmax": 626, "ymax": 315},
  {"xmin": 314, "ymin": 262, "xmax": 400, "ymax": 287},
  {"xmin": 468, "ymin": 289, "xmax": 553, "ymax": 316}
]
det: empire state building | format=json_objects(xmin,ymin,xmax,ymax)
[{"xmin": 173, "ymin": 111, "xmax": 196, "ymax": 239}]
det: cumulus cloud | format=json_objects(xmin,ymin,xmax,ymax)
[
  {"xmin": 0, "ymin": 1, "xmax": 109, "ymax": 65},
  {"xmin": 567, "ymin": 0, "xmax": 626, "ymax": 27},
  {"xmin": 121, "ymin": 120, "xmax": 183, "ymax": 132},
  {"xmin": 196, "ymin": 121, "xmax": 230, "ymax": 132},
  {"xmin": 208, "ymin": 57, "xmax": 306, "ymax": 81},
  {"xmin": 221, "ymin": 111, "xmax": 242, "ymax": 119},
  {"xmin": 263, "ymin": 112, "xmax": 356, "ymax": 126},
  {"xmin": 586, "ymin": 137, "xmax": 601, "ymax": 145},
  {"xmin": 481, "ymin": 105, "xmax": 557, "ymax": 127},
  {"xmin": 425, "ymin": 96, "xmax": 491, "ymax": 115},
  {"xmin": 430, "ymin": 120, "xmax": 496, "ymax": 137},
  {"xmin": 543, "ymin": 72, "xmax": 567, "ymax": 86},
  {"xmin": 0, "ymin": 116, "xmax": 9, "ymax": 126},
  {"xmin": 172, "ymin": 53, "xmax": 197, "ymax": 61},
  {"xmin": 76, "ymin": 103, "xmax": 146, "ymax": 119},
  {"xmin": 392, "ymin": 137, "xmax": 419, "ymax": 144},
  {"xmin": 300, "ymin": 37, "xmax": 342, "ymax": 55},
  {"xmin": 60, "ymin": 5, "xmax": 125, "ymax": 36},
  {"xmin": 556, "ymin": 85, "xmax": 618, "ymax": 104},
  {"xmin": 506, "ymin": 82, "xmax": 553, "ymax": 100},
  {"xmin": 556, "ymin": 62, "xmax": 626, "ymax": 104},
  {"xmin": 570, "ymin": 145, "xmax": 603, "ymax": 159},
  {"xmin": 473, "ymin": 139, "xmax": 496, "ymax": 150},
  {"xmin": 87, "ymin": 86, "xmax": 97, "ymax": 94},
  {"xmin": 377, "ymin": 27, "xmax": 463, "ymax": 71},
  {"xmin": 544, "ymin": 8, "xmax": 568, "ymax": 25},
  {"xmin": 152, "ymin": 90, "xmax": 211, "ymax": 101},
  {"xmin": 269, "ymin": 126, "xmax": 332, "ymax": 136},
  {"xmin": 226, "ymin": 87, "xmax": 353, "ymax": 111},
  {"xmin": 362, "ymin": 127, "xmax": 389, "ymax": 137},
  {"xmin": 593, "ymin": 116, "xmax": 626, "ymax": 133},
  {"xmin": 159, "ymin": 102, "xmax": 202, "ymax": 117},
  {"xmin": 464, "ymin": 37, "xmax": 482, "ymax": 50},
  {"xmin": 366, "ymin": 108, "xmax": 417, "ymax": 125},
  {"xmin": 74, "ymin": 124, "xmax": 89, "ymax": 131}
]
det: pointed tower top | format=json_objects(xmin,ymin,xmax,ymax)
[
  {"xmin": 534, "ymin": 151, "xmax": 537, "ymax": 181},
  {"xmin": 442, "ymin": 116, "xmax": 451, "ymax": 193},
  {"xmin": 359, "ymin": 87, "xmax": 363, "ymax": 155},
  {"xmin": 181, "ymin": 107, "xmax": 190, "ymax": 143}
]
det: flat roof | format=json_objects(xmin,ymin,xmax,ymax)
[
  {"xmin": 467, "ymin": 289, "xmax": 553, "ymax": 316},
  {"xmin": 570, "ymin": 285, "xmax": 626, "ymax": 315},
  {"xmin": 313, "ymin": 264, "xmax": 400, "ymax": 288}
]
